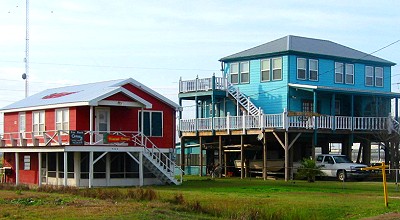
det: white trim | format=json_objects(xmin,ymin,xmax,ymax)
[
  {"xmin": 32, "ymin": 110, "xmax": 45, "ymax": 136},
  {"xmin": 97, "ymin": 100, "xmax": 144, "ymax": 107},
  {"xmin": 309, "ymin": 59, "xmax": 318, "ymax": 81},
  {"xmin": 260, "ymin": 59, "xmax": 271, "ymax": 82},
  {"xmin": 365, "ymin": 66, "xmax": 374, "ymax": 86},
  {"xmin": 1, "ymin": 102, "xmax": 89, "ymax": 113},
  {"xmin": 239, "ymin": 61, "xmax": 249, "ymax": 84},
  {"xmin": 229, "ymin": 63, "xmax": 239, "ymax": 84},
  {"xmin": 272, "ymin": 57, "xmax": 282, "ymax": 81},
  {"xmin": 88, "ymin": 87, "xmax": 152, "ymax": 108},
  {"xmin": 375, "ymin": 67, "xmax": 384, "ymax": 87},
  {"xmin": 345, "ymin": 63, "xmax": 354, "ymax": 85},
  {"xmin": 95, "ymin": 107, "xmax": 110, "ymax": 133},
  {"xmin": 138, "ymin": 110, "xmax": 164, "ymax": 137},
  {"xmin": 55, "ymin": 108, "xmax": 69, "ymax": 132},
  {"xmin": 334, "ymin": 62, "xmax": 344, "ymax": 84},
  {"xmin": 288, "ymin": 83, "xmax": 317, "ymax": 90}
]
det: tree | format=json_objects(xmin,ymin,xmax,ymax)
[{"xmin": 296, "ymin": 158, "xmax": 324, "ymax": 182}]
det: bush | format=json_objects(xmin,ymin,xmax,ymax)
[{"xmin": 296, "ymin": 158, "xmax": 324, "ymax": 182}]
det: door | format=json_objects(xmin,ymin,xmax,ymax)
[
  {"xmin": 95, "ymin": 108, "xmax": 110, "ymax": 143},
  {"xmin": 19, "ymin": 112, "xmax": 26, "ymax": 138}
]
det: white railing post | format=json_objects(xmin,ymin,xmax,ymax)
[
  {"xmin": 259, "ymin": 108, "xmax": 263, "ymax": 129},
  {"xmin": 227, "ymin": 112, "xmax": 230, "ymax": 134},
  {"xmin": 57, "ymin": 130, "xmax": 62, "ymax": 145},
  {"xmin": 283, "ymin": 108, "xmax": 288, "ymax": 131},
  {"xmin": 242, "ymin": 112, "xmax": 246, "ymax": 134},
  {"xmin": 247, "ymin": 96, "xmax": 250, "ymax": 113}
]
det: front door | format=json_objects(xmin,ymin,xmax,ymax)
[{"xmin": 95, "ymin": 108, "xmax": 110, "ymax": 142}]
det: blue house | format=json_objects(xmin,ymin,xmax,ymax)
[{"xmin": 178, "ymin": 35, "xmax": 400, "ymax": 181}]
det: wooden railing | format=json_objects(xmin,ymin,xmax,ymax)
[
  {"xmin": 179, "ymin": 76, "xmax": 227, "ymax": 93},
  {"xmin": 179, "ymin": 112, "xmax": 392, "ymax": 133}
]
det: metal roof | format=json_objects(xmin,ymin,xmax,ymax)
[
  {"xmin": 1, "ymin": 78, "xmax": 181, "ymax": 112},
  {"xmin": 288, "ymin": 83, "xmax": 400, "ymax": 98},
  {"xmin": 220, "ymin": 35, "xmax": 395, "ymax": 65}
]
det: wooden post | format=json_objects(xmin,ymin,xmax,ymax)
[
  {"xmin": 15, "ymin": 152, "xmax": 19, "ymax": 185},
  {"xmin": 284, "ymin": 131, "xmax": 289, "ymax": 181},
  {"xmin": 199, "ymin": 136, "xmax": 203, "ymax": 176},
  {"xmin": 263, "ymin": 132, "xmax": 267, "ymax": 180},
  {"xmin": 240, "ymin": 135, "xmax": 244, "ymax": 179},
  {"xmin": 89, "ymin": 151, "xmax": 93, "ymax": 188},
  {"xmin": 64, "ymin": 152, "xmax": 68, "ymax": 186},
  {"xmin": 38, "ymin": 152, "xmax": 42, "ymax": 187},
  {"xmin": 180, "ymin": 137, "xmax": 185, "ymax": 173},
  {"xmin": 219, "ymin": 135, "xmax": 222, "ymax": 178}
]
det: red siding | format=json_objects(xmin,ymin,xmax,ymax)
[
  {"xmin": 3, "ymin": 112, "xmax": 18, "ymax": 133},
  {"xmin": 105, "ymin": 93, "xmax": 133, "ymax": 101},
  {"xmin": 3, "ymin": 152, "xmax": 38, "ymax": 185}
]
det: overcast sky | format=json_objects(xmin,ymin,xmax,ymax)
[{"xmin": 1, "ymin": 0, "xmax": 400, "ymax": 115}]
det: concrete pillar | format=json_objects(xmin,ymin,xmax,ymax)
[
  {"xmin": 63, "ymin": 152, "xmax": 68, "ymax": 186},
  {"xmin": 89, "ymin": 151, "xmax": 93, "ymax": 188},
  {"xmin": 106, "ymin": 153, "xmax": 110, "ymax": 186},
  {"xmin": 240, "ymin": 135, "xmax": 244, "ymax": 179},
  {"xmin": 74, "ymin": 152, "xmax": 80, "ymax": 187},
  {"xmin": 139, "ymin": 152, "xmax": 144, "ymax": 186},
  {"xmin": 38, "ymin": 152, "xmax": 42, "ymax": 187}
]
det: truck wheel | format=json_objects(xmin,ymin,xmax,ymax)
[{"xmin": 337, "ymin": 170, "xmax": 347, "ymax": 181}]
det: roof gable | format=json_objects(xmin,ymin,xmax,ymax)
[
  {"xmin": 1, "ymin": 78, "xmax": 179, "ymax": 112},
  {"xmin": 220, "ymin": 35, "xmax": 395, "ymax": 65}
]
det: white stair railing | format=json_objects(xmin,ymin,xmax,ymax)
[
  {"xmin": 227, "ymin": 83, "xmax": 261, "ymax": 116},
  {"xmin": 131, "ymin": 133, "xmax": 183, "ymax": 185}
]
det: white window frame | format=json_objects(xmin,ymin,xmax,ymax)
[
  {"xmin": 309, "ymin": 59, "xmax": 318, "ymax": 81},
  {"xmin": 138, "ymin": 111, "xmax": 163, "ymax": 137},
  {"xmin": 229, "ymin": 63, "xmax": 239, "ymax": 84},
  {"xmin": 239, "ymin": 61, "xmax": 249, "ymax": 84},
  {"xmin": 19, "ymin": 112, "xmax": 26, "ymax": 138},
  {"xmin": 297, "ymin": 58, "xmax": 306, "ymax": 80},
  {"xmin": 24, "ymin": 155, "xmax": 31, "ymax": 170},
  {"xmin": 345, "ymin": 64, "xmax": 354, "ymax": 85},
  {"xmin": 272, "ymin": 57, "xmax": 282, "ymax": 81},
  {"xmin": 365, "ymin": 66, "xmax": 374, "ymax": 86},
  {"xmin": 261, "ymin": 59, "xmax": 270, "ymax": 82},
  {"xmin": 55, "ymin": 108, "xmax": 69, "ymax": 133},
  {"xmin": 335, "ymin": 62, "xmax": 344, "ymax": 83},
  {"xmin": 33, "ymin": 111, "xmax": 45, "ymax": 136},
  {"xmin": 375, "ymin": 67, "xmax": 383, "ymax": 87}
]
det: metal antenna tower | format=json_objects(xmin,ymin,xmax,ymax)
[{"xmin": 22, "ymin": 0, "xmax": 29, "ymax": 98}]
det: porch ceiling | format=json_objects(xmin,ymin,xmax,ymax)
[{"xmin": 288, "ymin": 83, "xmax": 400, "ymax": 98}]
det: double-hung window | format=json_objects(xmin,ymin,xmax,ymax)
[
  {"xmin": 56, "ymin": 108, "xmax": 69, "ymax": 132},
  {"xmin": 33, "ymin": 111, "xmax": 45, "ymax": 136},
  {"xmin": 240, "ymin": 61, "xmax": 249, "ymax": 83},
  {"xmin": 345, "ymin": 64, "xmax": 354, "ymax": 84},
  {"xmin": 139, "ymin": 111, "xmax": 163, "ymax": 137},
  {"xmin": 335, "ymin": 62, "xmax": 344, "ymax": 83},
  {"xmin": 309, "ymin": 59, "xmax": 318, "ymax": 81},
  {"xmin": 375, "ymin": 67, "xmax": 383, "ymax": 87},
  {"xmin": 297, "ymin": 58, "xmax": 306, "ymax": 80},
  {"xmin": 365, "ymin": 66, "xmax": 374, "ymax": 86},
  {"xmin": 229, "ymin": 63, "xmax": 239, "ymax": 84},
  {"xmin": 272, "ymin": 57, "xmax": 282, "ymax": 80},
  {"xmin": 261, "ymin": 59, "xmax": 270, "ymax": 81}
]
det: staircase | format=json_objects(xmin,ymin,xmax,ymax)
[
  {"xmin": 227, "ymin": 83, "xmax": 261, "ymax": 116},
  {"xmin": 390, "ymin": 117, "xmax": 400, "ymax": 135},
  {"xmin": 131, "ymin": 133, "xmax": 182, "ymax": 185}
]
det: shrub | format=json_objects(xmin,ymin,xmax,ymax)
[{"xmin": 296, "ymin": 158, "xmax": 324, "ymax": 182}]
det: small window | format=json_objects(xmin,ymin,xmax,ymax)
[
  {"xmin": 302, "ymin": 100, "xmax": 313, "ymax": 112},
  {"xmin": 139, "ymin": 111, "xmax": 163, "ymax": 137},
  {"xmin": 24, "ymin": 155, "xmax": 31, "ymax": 170},
  {"xmin": 272, "ymin": 57, "xmax": 282, "ymax": 80},
  {"xmin": 240, "ymin": 62, "xmax": 249, "ymax": 83},
  {"xmin": 316, "ymin": 155, "xmax": 323, "ymax": 162},
  {"xmin": 375, "ymin": 67, "xmax": 383, "ymax": 87},
  {"xmin": 230, "ymin": 63, "xmax": 239, "ymax": 84},
  {"xmin": 56, "ymin": 109, "xmax": 69, "ymax": 132},
  {"xmin": 33, "ymin": 111, "xmax": 45, "ymax": 136},
  {"xmin": 297, "ymin": 58, "xmax": 306, "ymax": 80},
  {"xmin": 261, "ymin": 59, "xmax": 270, "ymax": 82},
  {"xmin": 345, "ymin": 64, "xmax": 354, "ymax": 84},
  {"xmin": 365, "ymin": 66, "xmax": 374, "ymax": 86},
  {"xmin": 309, "ymin": 59, "xmax": 318, "ymax": 81},
  {"xmin": 335, "ymin": 62, "xmax": 344, "ymax": 83}
]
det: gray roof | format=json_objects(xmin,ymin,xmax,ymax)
[
  {"xmin": 1, "ymin": 78, "xmax": 180, "ymax": 112},
  {"xmin": 220, "ymin": 35, "xmax": 395, "ymax": 65}
]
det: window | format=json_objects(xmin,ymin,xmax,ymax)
[
  {"xmin": 345, "ymin": 64, "xmax": 354, "ymax": 84},
  {"xmin": 19, "ymin": 112, "xmax": 26, "ymax": 138},
  {"xmin": 261, "ymin": 59, "xmax": 270, "ymax": 81},
  {"xmin": 229, "ymin": 63, "xmax": 239, "ymax": 84},
  {"xmin": 365, "ymin": 66, "xmax": 374, "ymax": 86},
  {"xmin": 139, "ymin": 111, "xmax": 163, "ymax": 137},
  {"xmin": 375, "ymin": 67, "xmax": 383, "ymax": 87},
  {"xmin": 56, "ymin": 109, "xmax": 69, "ymax": 131},
  {"xmin": 302, "ymin": 100, "xmax": 313, "ymax": 112},
  {"xmin": 335, "ymin": 62, "xmax": 344, "ymax": 83},
  {"xmin": 309, "ymin": 59, "xmax": 318, "ymax": 81},
  {"xmin": 33, "ymin": 111, "xmax": 45, "ymax": 135},
  {"xmin": 297, "ymin": 58, "xmax": 306, "ymax": 80},
  {"xmin": 24, "ymin": 155, "xmax": 30, "ymax": 170},
  {"xmin": 240, "ymin": 62, "xmax": 249, "ymax": 83},
  {"xmin": 272, "ymin": 57, "xmax": 282, "ymax": 80}
]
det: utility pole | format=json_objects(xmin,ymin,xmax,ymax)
[{"xmin": 22, "ymin": 0, "xmax": 29, "ymax": 98}]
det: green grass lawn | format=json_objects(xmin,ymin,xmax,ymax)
[{"xmin": 1, "ymin": 176, "xmax": 400, "ymax": 219}]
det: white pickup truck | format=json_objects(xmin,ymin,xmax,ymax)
[{"xmin": 316, "ymin": 154, "xmax": 369, "ymax": 181}]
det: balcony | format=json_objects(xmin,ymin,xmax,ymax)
[
  {"xmin": 179, "ymin": 76, "xmax": 228, "ymax": 93},
  {"xmin": 179, "ymin": 112, "xmax": 392, "ymax": 133}
]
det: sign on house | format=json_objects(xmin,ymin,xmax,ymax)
[
  {"xmin": 103, "ymin": 133, "xmax": 132, "ymax": 144},
  {"xmin": 69, "ymin": 130, "xmax": 84, "ymax": 145}
]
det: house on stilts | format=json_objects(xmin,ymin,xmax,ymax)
[
  {"xmin": 0, "ymin": 78, "xmax": 182, "ymax": 187},
  {"xmin": 177, "ymin": 35, "xmax": 400, "ymax": 181}
]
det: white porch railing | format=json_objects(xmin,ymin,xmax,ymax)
[
  {"xmin": 179, "ymin": 76, "xmax": 227, "ymax": 93},
  {"xmin": 179, "ymin": 112, "xmax": 392, "ymax": 133}
]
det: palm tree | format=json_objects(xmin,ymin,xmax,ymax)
[{"xmin": 296, "ymin": 158, "xmax": 324, "ymax": 182}]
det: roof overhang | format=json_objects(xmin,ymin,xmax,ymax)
[
  {"xmin": 288, "ymin": 83, "xmax": 400, "ymax": 98},
  {"xmin": 89, "ymin": 87, "xmax": 152, "ymax": 108}
]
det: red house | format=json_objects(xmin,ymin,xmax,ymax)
[{"xmin": 0, "ymin": 78, "xmax": 182, "ymax": 187}]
